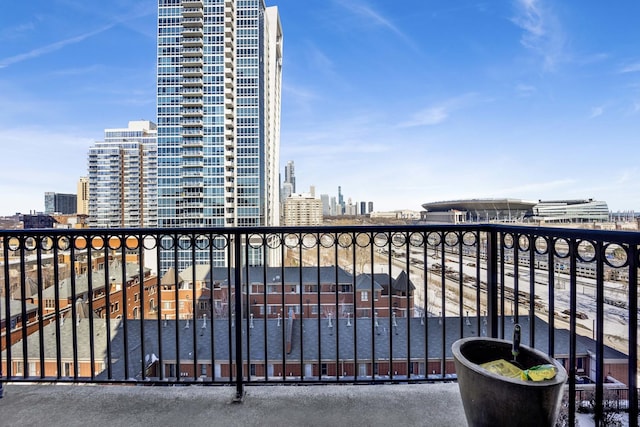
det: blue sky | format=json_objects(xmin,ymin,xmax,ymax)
[{"xmin": 1, "ymin": 0, "xmax": 640, "ymax": 216}]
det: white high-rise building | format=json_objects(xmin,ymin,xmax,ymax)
[
  {"xmin": 157, "ymin": 0, "xmax": 283, "ymax": 270},
  {"xmin": 88, "ymin": 121, "xmax": 158, "ymax": 228}
]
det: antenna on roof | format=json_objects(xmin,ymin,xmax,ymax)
[
  {"xmin": 249, "ymin": 313, "xmax": 254, "ymax": 329},
  {"xmin": 438, "ymin": 311, "xmax": 442, "ymax": 325},
  {"xmin": 466, "ymin": 310, "xmax": 471, "ymax": 327},
  {"xmin": 60, "ymin": 313, "xmax": 64, "ymax": 327},
  {"xmin": 277, "ymin": 312, "xmax": 281, "ymax": 327},
  {"xmin": 163, "ymin": 314, "xmax": 167, "ymax": 328},
  {"xmin": 327, "ymin": 313, "xmax": 333, "ymax": 328},
  {"xmin": 420, "ymin": 311, "xmax": 425, "ymax": 326},
  {"xmin": 202, "ymin": 313, "xmax": 207, "ymax": 329},
  {"xmin": 346, "ymin": 312, "xmax": 351, "ymax": 327},
  {"xmin": 185, "ymin": 318, "xmax": 190, "ymax": 329}
]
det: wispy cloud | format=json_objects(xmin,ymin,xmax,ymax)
[
  {"xmin": 334, "ymin": 0, "xmax": 420, "ymax": 51},
  {"xmin": 619, "ymin": 61, "xmax": 640, "ymax": 74},
  {"xmin": 589, "ymin": 105, "xmax": 605, "ymax": 118},
  {"xmin": 511, "ymin": 0, "xmax": 566, "ymax": 71},
  {"xmin": 0, "ymin": 24, "xmax": 115, "ymax": 68},
  {"xmin": 399, "ymin": 93, "xmax": 482, "ymax": 128},
  {"xmin": 515, "ymin": 83, "xmax": 537, "ymax": 97}
]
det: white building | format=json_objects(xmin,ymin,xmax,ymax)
[
  {"xmin": 156, "ymin": 0, "xmax": 283, "ymax": 269},
  {"xmin": 88, "ymin": 120, "xmax": 158, "ymax": 228},
  {"xmin": 283, "ymin": 193, "xmax": 323, "ymax": 226}
]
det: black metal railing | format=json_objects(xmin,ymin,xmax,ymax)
[{"xmin": 1, "ymin": 224, "xmax": 638, "ymax": 425}]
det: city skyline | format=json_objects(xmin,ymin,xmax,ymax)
[{"xmin": 2, "ymin": 0, "xmax": 640, "ymax": 216}]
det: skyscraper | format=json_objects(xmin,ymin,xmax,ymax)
[
  {"xmin": 44, "ymin": 192, "xmax": 77, "ymax": 215},
  {"xmin": 284, "ymin": 160, "xmax": 295, "ymax": 193},
  {"xmin": 77, "ymin": 177, "xmax": 89, "ymax": 216},
  {"xmin": 87, "ymin": 121, "xmax": 158, "ymax": 228},
  {"xmin": 157, "ymin": 0, "xmax": 283, "ymax": 270}
]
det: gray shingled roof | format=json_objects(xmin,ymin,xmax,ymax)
[
  {"xmin": 1, "ymin": 297, "xmax": 39, "ymax": 321},
  {"xmin": 4, "ymin": 315, "xmax": 626, "ymax": 381},
  {"xmin": 40, "ymin": 262, "xmax": 146, "ymax": 300}
]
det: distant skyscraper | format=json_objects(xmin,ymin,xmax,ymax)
[
  {"xmin": 338, "ymin": 186, "xmax": 344, "ymax": 215},
  {"xmin": 44, "ymin": 192, "xmax": 77, "ymax": 215},
  {"xmin": 320, "ymin": 194, "xmax": 330, "ymax": 216},
  {"xmin": 88, "ymin": 121, "xmax": 158, "ymax": 228},
  {"xmin": 157, "ymin": 0, "xmax": 283, "ymax": 269},
  {"xmin": 360, "ymin": 201, "xmax": 366, "ymax": 215},
  {"xmin": 284, "ymin": 160, "xmax": 295, "ymax": 193},
  {"xmin": 368, "ymin": 201, "xmax": 374, "ymax": 213},
  {"xmin": 77, "ymin": 177, "xmax": 89, "ymax": 215}
]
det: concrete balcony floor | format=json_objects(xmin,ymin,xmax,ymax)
[{"xmin": 1, "ymin": 382, "xmax": 467, "ymax": 427}]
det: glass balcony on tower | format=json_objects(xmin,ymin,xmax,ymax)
[
  {"xmin": 182, "ymin": 47, "xmax": 203, "ymax": 58},
  {"xmin": 182, "ymin": 17, "xmax": 203, "ymax": 27},
  {"xmin": 182, "ymin": 0, "xmax": 203, "ymax": 8},
  {"xmin": 182, "ymin": 7, "xmax": 203, "ymax": 18}
]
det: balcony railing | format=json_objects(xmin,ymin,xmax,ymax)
[{"xmin": 0, "ymin": 224, "xmax": 638, "ymax": 426}]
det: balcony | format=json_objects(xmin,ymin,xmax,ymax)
[
  {"xmin": 2, "ymin": 383, "xmax": 466, "ymax": 426},
  {"xmin": 0, "ymin": 224, "xmax": 638, "ymax": 426}
]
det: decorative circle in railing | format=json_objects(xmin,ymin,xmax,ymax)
[
  {"xmin": 518, "ymin": 234, "xmax": 530, "ymax": 252},
  {"xmin": 247, "ymin": 233, "xmax": 265, "ymax": 249},
  {"xmin": 108, "ymin": 236, "xmax": 123, "ymax": 251},
  {"xmin": 284, "ymin": 233, "xmax": 300, "ymax": 249},
  {"xmin": 194, "ymin": 234, "xmax": 210, "ymax": 250},
  {"xmin": 125, "ymin": 235, "xmax": 139, "ymax": 250},
  {"xmin": 373, "ymin": 232, "xmax": 389, "ymax": 248},
  {"xmin": 553, "ymin": 238, "xmax": 570, "ymax": 258},
  {"xmin": 576, "ymin": 240, "xmax": 596, "ymax": 263},
  {"xmin": 603, "ymin": 243, "xmax": 627, "ymax": 268},
  {"xmin": 41, "ymin": 236, "xmax": 54, "ymax": 251},
  {"xmin": 24, "ymin": 237, "xmax": 37, "ymax": 251},
  {"xmin": 391, "ymin": 232, "xmax": 406, "ymax": 248},
  {"xmin": 444, "ymin": 231, "xmax": 459, "ymax": 247},
  {"xmin": 57, "ymin": 236, "xmax": 71, "ymax": 251},
  {"xmin": 409, "ymin": 232, "xmax": 425, "ymax": 248},
  {"xmin": 8, "ymin": 237, "xmax": 20, "ymax": 251},
  {"xmin": 319, "ymin": 233, "xmax": 335, "ymax": 249},
  {"xmin": 337, "ymin": 232, "xmax": 353, "ymax": 249},
  {"xmin": 462, "ymin": 231, "xmax": 477, "ymax": 247},
  {"xmin": 73, "ymin": 236, "xmax": 88, "ymax": 250},
  {"xmin": 265, "ymin": 233, "xmax": 282, "ymax": 249},
  {"xmin": 142, "ymin": 235, "xmax": 157, "ymax": 250},
  {"xmin": 90, "ymin": 236, "xmax": 105, "ymax": 251},
  {"xmin": 426, "ymin": 232, "xmax": 441, "ymax": 248},
  {"xmin": 177, "ymin": 236, "xmax": 192, "ymax": 250},
  {"xmin": 534, "ymin": 236, "xmax": 549, "ymax": 255},
  {"xmin": 503, "ymin": 233, "xmax": 514, "ymax": 249},
  {"xmin": 211, "ymin": 234, "xmax": 229, "ymax": 250},
  {"xmin": 301, "ymin": 233, "xmax": 317, "ymax": 249},
  {"xmin": 355, "ymin": 232, "xmax": 372, "ymax": 248},
  {"xmin": 159, "ymin": 236, "xmax": 175, "ymax": 250}
]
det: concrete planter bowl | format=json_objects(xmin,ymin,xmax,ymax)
[{"xmin": 452, "ymin": 337, "xmax": 567, "ymax": 427}]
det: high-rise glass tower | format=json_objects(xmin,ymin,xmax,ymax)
[
  {"xmin": 157, "ymin": 0, "xmax": 283, "ymax": 270},
  {"xmin": 88, "ymin": 121, "xmax": 158, "ymax": 228},
  {"xmin": 284, "ymin": 160, "xmax": 295, "ymax": 193}
]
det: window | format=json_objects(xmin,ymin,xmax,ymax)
[
  {"xmin": 200, "ymin": 364, "xmax": 207, "ymax": 377},
  {"xmin": 361, "ymin": 291, "xmax": 369, "ymax": 302}
]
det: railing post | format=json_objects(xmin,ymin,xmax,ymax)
[
  {"xmin": 233, "ymin": 231, "xmax": 244, "ymax": 402},
  {"xmin": 485, "ymin": 227, "xmax": 499, "ymax": 338}
]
